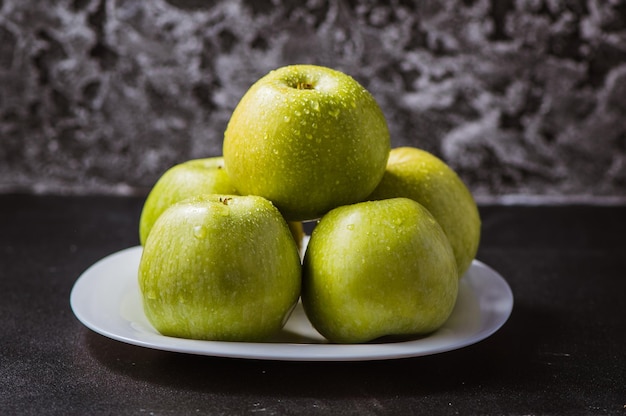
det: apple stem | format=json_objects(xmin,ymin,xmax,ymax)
[
  {"xmin": 218, "ymin": 197, "xmax": 233, "ymax": 205},
  {"xmin": 296, "ymin": 82, "xmax": 313, "ymax": 90}
]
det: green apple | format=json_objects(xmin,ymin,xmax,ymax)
[
  {"xmin": 223, "ymin": 64, "xmax": 391, "ymax": 221},
  {"xmin": 138, "ymin": 156, "xmax": 305, "ymax": 251},
  {"xmin": 138, "ymin": 194, "xmax": 302, "ymax": 341},
  {"xmin": 302, "ymin": 198, "xmax": 458, "ymax": 344},
  {"xmin": 368, "ymin": 147, "xmax": 481, "ymax": 278},
  {"xmin": 287, "ymin": 220, "xmax": 305, "ymax": 254},
  {"xmin": 139, "ymin": 157, "xmax": 237, "ymax": 245}
]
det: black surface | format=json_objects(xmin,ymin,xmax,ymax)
[{"xmin": 1, "ymin": 194, "xmax": 625, "ymax": 415}]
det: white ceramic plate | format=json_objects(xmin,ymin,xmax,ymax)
[{"xmin": 70, "ymin": 246, "xmax": 513, "ymax": 361}]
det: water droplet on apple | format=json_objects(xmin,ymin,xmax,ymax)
[
  {"xmin": 193, "ymin": 225, "xmax": 207, "ymax": 239},
  {"xmin": 311, "ymin": 100, "xmax": 320, "ymax": 111},
  {"xmin": 283, "ymin": 115, "xmax": 291, "ymax": 122},
  {"xmin": 294, "ymin": 110, "xmax": 302, "ymax": 117},
  {"xmin": 328, "ymin": 109, "xmax": 340, "ymax": 118},
  {"xmin": 346, "ymin": 224, "xmax": 355, "ymax": 230},
  {"xmin": 306, "ymin": 133, "xmax": 313, "ymax": 140}
]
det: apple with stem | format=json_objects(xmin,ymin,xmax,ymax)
[
  {"xmin": 302, "ymin": 197, "xmax": 458, "ymax": 344},
  {"xmin": 223, "ymin": 64, "xmax": 390, "ymax": 221},
  {"xmin": 139, "ymin": 194, "xmax": 302, "ymax": 341},
  {"xmin": 368, "ymin": 147, "xmax": 481, "ymax": 278}
]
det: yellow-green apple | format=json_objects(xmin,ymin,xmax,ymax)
[
  {"xmin": 287, "ymin": 221, "xmax": 305, "ymax": 254},
  {"xmin": 368, "ymin": 147, "xmax": 480, "ymax": 278},
  {"xmin": 302, "ymin": 198, "xmax": 458, "ymax": 344},
  {"xmin": 138, "ymin": 195, "xmax": 302, "ymax": 341},
  {"xmin": 139, "ymin": 157, "xmax": 237, "ymax": 245},
  {"xmin": 223, "ymin": 64, "xmax": 390, "ymax": 221},
  {"xmin": 138, "ymin": 156, "xmax": 305, "ymax": 251}
]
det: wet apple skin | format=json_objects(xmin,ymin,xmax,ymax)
[
  {"xmin": 368, "ymin": 147, "xmax": 481, "ymax": 278},
  {"xmin": 302, "ymin": 198, "xmax": 459, "ymax": 344},
  {"xmin": 139, "ymin": 195, "xmax": 302, "ymax": 342},
  {"xmin": 223, "ymin": 64, "xmax": 390, "ymax": 221}
]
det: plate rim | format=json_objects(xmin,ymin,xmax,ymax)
[{"xmin": 70, "ymin": 246, "xmax": 513, "ymax": 361}]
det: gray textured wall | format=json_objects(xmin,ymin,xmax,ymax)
[{"xmin": 1, "ymin": 0, "xmax": 626, "ymax": 199}]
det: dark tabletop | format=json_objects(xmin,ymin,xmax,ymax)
[{"xmin": 1, "ymin": 194, "xmax": 625, "ymax": 415}]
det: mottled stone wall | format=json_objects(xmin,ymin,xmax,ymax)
[{"xmin": 1, "ymin": 0, "xmax": 625, "ymax": 199}]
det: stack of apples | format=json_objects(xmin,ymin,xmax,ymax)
[{"xmin": 138, "ymin": 65, "xmax": 481, "ymax": 344}]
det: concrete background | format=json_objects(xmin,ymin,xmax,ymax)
[{"xmin": 1, "ymin": 0, "xmax": 625, "ymax": 200}]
